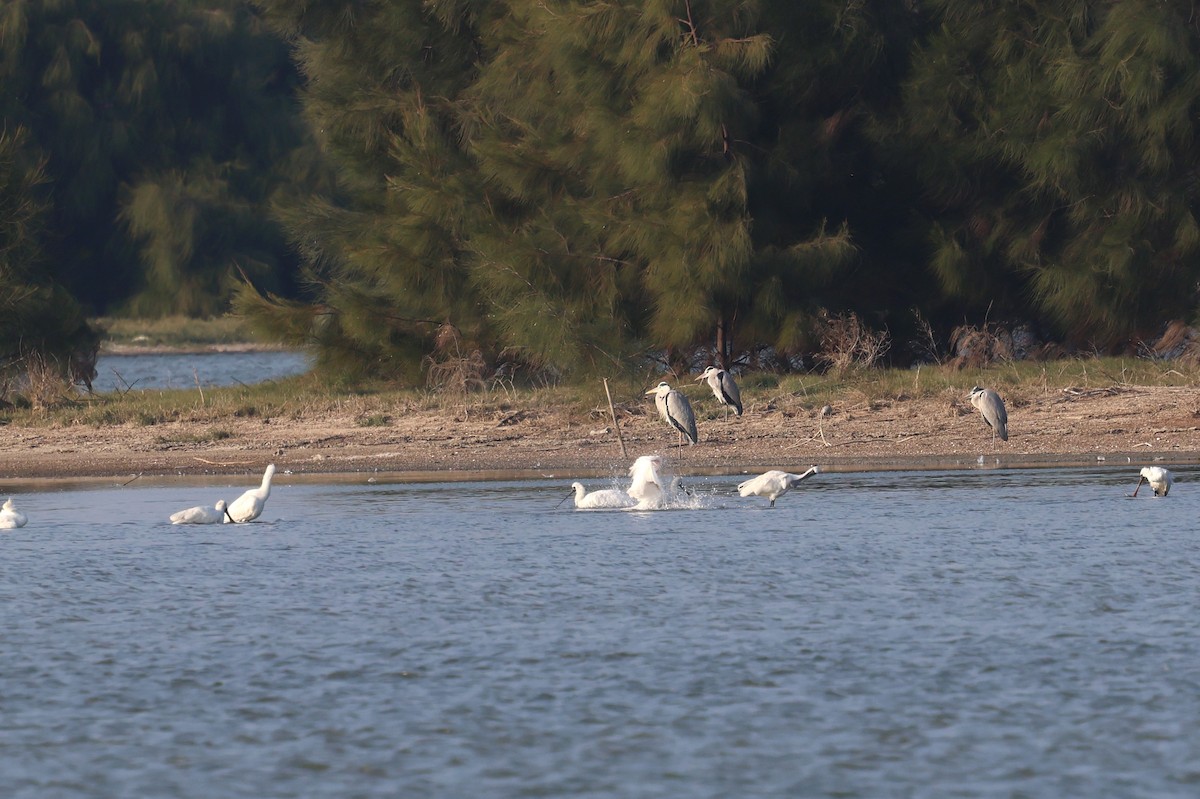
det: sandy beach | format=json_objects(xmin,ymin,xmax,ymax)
[{"xmin": 1, "ymin": 383, "xmax": 1197, "ymax": 481}]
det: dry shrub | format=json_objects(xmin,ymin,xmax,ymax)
[
  {"xmin": 948, "ymin": 323, "xmax": 1060, "ymax": 369},
  {"xmin": 816, "ymin": 311, "xmax": 891, "ymax": 375},
  {"xmin": 423, "ymin": 323, "xmax": 488, "ymax": 395},
  {"xmin": 1148, "ymin": 320, "xmax": 1200, "ymax": 364},
  {"xmin": 20, "ymin": 354, "xmax": 78, "ymax": 410},
  {"xmin": 948, "ymin": 325, "xmax": 1013, "ymax": 369}
]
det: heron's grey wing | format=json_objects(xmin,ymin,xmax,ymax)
[
  {"xmin": 987, "ymin": 390, "xmax": 1008, "ymax": 439},
  {"xmin": 719, "ymin": 372, "xmax": 743, "ymax": 414},
  {"xmin": 667, "ymin": 391, "xmax": 698, "ymax": 444}
]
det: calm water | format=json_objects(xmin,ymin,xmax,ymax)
[
  {"xmin": 2, "ymin": 466, "xmax": 1199, "ymax": 798},
  {"xmin": 91, "ymin": 351, "xmax": 312, "ymax": 392}
]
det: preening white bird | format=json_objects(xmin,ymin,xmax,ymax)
[
  {"xmin": 225, "ymin": 463, "xmax": 276, "ymax": 523},
  {"xmin": 968, "ymin": 386, "xmax": 1008, "ymax": 444},
  {"xmin": 645, "ymin": 382, "xmax": 698, "ymax": 450},
  {"xmin": 0, "ymin": 498, "xmax": 28, "ymax": 529},
  {"xmin": 568, "ymin": 482, "xmax": 636, "ymax": 509},
  {"xmin": 627, "ymin": 454, "xmax": 666, "ymax": 508},
  {"xmin": 696, "ymin": 366, "xmax": 742, "ymax": 417},
  {"xmin": 737, "ymin": 466, "xmax": 819, "ymax": 508},
  {"xmin": 1132, "ymin": 466, "xmax": 1173, "ymax": 497},
  {"xmin": 170, "ymin": 499, "xmax": 230, "ymax": 525}
]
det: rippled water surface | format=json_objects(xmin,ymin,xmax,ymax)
[
  {"xmin": 3, "ymin": 467, "xmax": 1200, "ymax": 797},
  {"xmin": 92, "ymin": 350, "xmax": 312, "ymax": 391}
]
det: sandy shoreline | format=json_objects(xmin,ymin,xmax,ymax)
[{"xmin": 1, "ymin": 384, "xmax": 1197, "ymax": 483}]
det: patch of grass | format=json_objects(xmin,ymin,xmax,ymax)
[
  {"xmin": 157, "ymin": 427, "xmax": 234, "ymax": 445},
  {"xmin": 6, "ymin": 355, "xmax": 1199, "ymax": 431},
  {"xmin": 357, "ymin": 413, "xmax": 392, "ymax": 427},
  {"xmin": 94, "ymin": 315, "xmax": 266, "ymax": 348}
]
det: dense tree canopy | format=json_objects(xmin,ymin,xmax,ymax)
[
  {"xmin": 6, "ymin": 0, "xmax": 1200, "ymax": 380},
  {"xmin": 0, "ymin": 0, "xmax": 316, "ymax": 319}
]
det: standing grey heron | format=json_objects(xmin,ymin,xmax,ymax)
[
  {"xmin": 645, "ymin": 382, "xmax": 698, "ymax": 452},
  {"xmin": 968, "ymin": 386, "xmax": 1008, "ymax": 444},
  {"xmin": 1131, "ymin": 466, "xmax": 1173, "ymax": 497},
  {"xmin": 696, "ymin": 366, "xmax": 743, "ymax": 417},
  {"xmin": 737, "ymin": 466, "xmax": 819, "ymax": 507}
]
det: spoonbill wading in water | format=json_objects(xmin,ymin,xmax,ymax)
[
  {"xmin": 565, "ymin": 482, "xmax": 636, "ymax": 509},
  {"xmin": 226, "ymin": 464, "xmax": 276, "ymax": 523},
  {"xmin": 696, "ymin": 366, "xmax": 742, "ymax": 418},
  {"xmin": 1131, "ymin": 466, "xmax": 1173, "ymax": 497},
  {"xmin": 170, "ymin": 499, "xmax": 231, "ymax": 525},
  {"xmin": 0, "ymin": 498, "xmax": 28, "ymax": 528},
  {"xmin": 737, "ymin": 467, "xmax": 820, "ymax": 508},
  {"xmin": 645, "ymin": 382, "xmax": 697, "ymax": 456}
]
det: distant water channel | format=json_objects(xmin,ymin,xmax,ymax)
[
  {"xmin": 91, "ymin": 350, "xmax": 312, "ymax": 392},
  {"xmin": 2, "ymin": 466, "xmax": 1199, "ymax": 797}
]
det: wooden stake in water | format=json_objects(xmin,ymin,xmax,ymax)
[{"xmin": 603, "ymin": 378, "xmax": 628, "ymax": 460}]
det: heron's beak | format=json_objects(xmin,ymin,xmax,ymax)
[
  {"xmin": 694, "ymin": 374, "xmax": 704, "ymax": 382},
  {"xmin": 644, "ymin": 388, "xmax": 656, "ymax": 395},
  {"xmin": 1131, "ymin": 476, "xmax": 1145, "ymax": 498}
]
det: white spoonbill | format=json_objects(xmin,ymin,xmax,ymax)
[
  {"xmin": 627, "ymin": 454, "xmax": 666, "ymax": 509},
  {"xmin": 568, "ymin": 482, "xmax": 636, "ymax": 509},
  {"xmin": 737, "ymin": 466, "xmax": 820, "ymax": 507},
  {"xmin": 225, "ymin": 463, "xmax": 276, "ymax": 523},
  {"xmin": 696, "ymin": 366, "xmax": 742, "ymax": 417},
  {"xmin": 645, "ymin": 382, "xmax": 698, "ymax": 452},
  {"xmin": 170, "ymin": 499, "xmax": 230, "ymax": 525},
  {"xmin": 0, "ymin": 498, "xmax": 28, "ymax": 529},
  {"xmin": 1131, "ymin": 466, "xmax": 1173, "ymax": 497}
]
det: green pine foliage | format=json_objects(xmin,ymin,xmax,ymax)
[
  {"xmin": 899, "ymin": 0, "xmax": 1200, "ymax": 347},
  {"xmin": 0, "ymin": 0, "xmax": 313, "ymax": 318},
  {"xmin": 0, "ymin": 126, "xmax": 98, "ymax": 382}
]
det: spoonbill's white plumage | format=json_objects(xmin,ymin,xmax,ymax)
[
  {"xmin": 569, "ymin": 482, "xmax": 636, "ymax": 509},
  {"xmin": 696, "ymin": 366, "xmax": 742, "ymax": 417},
  {"xmin": 968, "ymin": 386, "xmax": 1008, "ymax": 445},
  {"xmin": 0, "ymin": 498, "xmax": 28, "ymax": 529},
  {"xmin": 225, "ymin": 463, "xmax": 276, "ymax": 523},
  {"xmin": 170, "ymin": 499, "xmax": 230, "ymax": 525},
  {"xmin": 737, "ymin": 466, "xmax": 819, "ymax": 507},
  {"xmin": 1132, "ymin": 466, "xmax": 1173, "ymax": 497},
  {"xmin": 646, "ymin": 382, "xmax": 698, "ymax": 453},
  {"xmin": 627, "ymin": 454, "xmax": 666, "ymax": 509}
]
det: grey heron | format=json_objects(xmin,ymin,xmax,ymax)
[
  {"xmin": 566, "ymin": 482, "xmax": 636, "ymax": 509},
  {"xmin": 225, "ymin": 463, "xmax": 276, "ymax": 523},
  {"xmin": 737, "ymin": 466, "xmax": 819, "ymax": 507},
  {"xmin": 170, "ymin": 499, "xmax": 231, "ymax": 525},
  {"xmin": 968, "ymin": 386, "xmax": 1008, "ymax": 444},
  {"xmin": 1131, "ymin": 466, "xmax": 1173, "ymax": 497},
  {"xmin": 0, "ymin": 498, "xmax": 28, "ymax": 528},
  {"xmin": 696, "ymin": 366, "xmax": 743, "ymax": 417},
  {"xmin": 645, "ymin": 382, "xmax": 698, "ymax": 451}
]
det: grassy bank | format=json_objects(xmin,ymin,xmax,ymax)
[
  {"xmin": 94, "ymin": 315, "xmax": 266, "ymax": 349},
  {"xmin": 6, "ymin": 355, "xmax": 1198, "ymax": 431}
]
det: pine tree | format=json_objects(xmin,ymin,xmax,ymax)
[
  {"xmin": 899, "ymin": 0, "xmax": 1200, "ymax": 346},
  {"xmin": 0, "ymin": 126, "xmax": 98, "ymax": 383},
  {"xmin": 245, "ymin": 0, "xmax": 490, "ymax": 379},
  {"xmin": 1, "ymin": 0, "xmax": 312, "ymax": 317}
]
